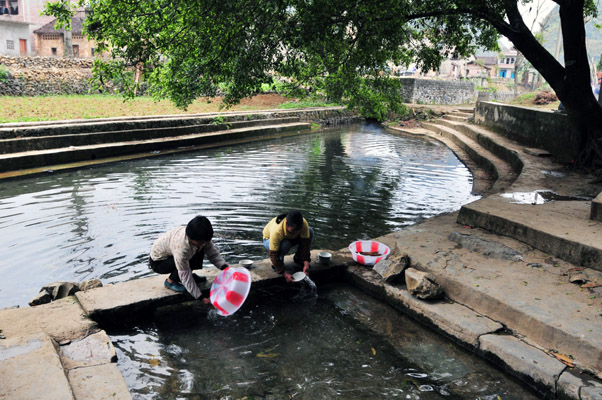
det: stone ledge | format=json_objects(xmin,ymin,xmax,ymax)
[
  {"xmin": 344, "ymin": 264, "xmax": 503, "ymax": 349},
  {"xmin": 591, "ymin": 191, "xmax": 602, "ymax": 222},
  {"xmin": 479, "ymin": 334, "xmax": 566, "ymax": 396}
]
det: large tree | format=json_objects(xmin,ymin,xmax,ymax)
[{"xmin": 46, "ymin": 0, "xmax": 602, "ymax": 170}]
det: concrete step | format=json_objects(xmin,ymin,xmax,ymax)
[
  {"xmin": 370, "ymin": 212, "xmax": 602, "ymax": 381},
  {"xmin": 442, "ymin": 114, "xmax": 468, "ymax": 122},
  {"xmin": 0, "ymin": 116, "xmax": 301, "ymax": 154},
  {"xmin": 421, "ymin": 121, "xmax": 517, "ymax": 192},
  {"xmin": 0, "ymin": 122, "xmax": 312, "ymax": 174},
  {"xmin": 457, "ymin": 194, "xmax": 602, "ymax": 271}
]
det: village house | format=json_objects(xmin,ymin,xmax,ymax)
[
  {"xmin": 498, "ymin": 49, "xmax": 517, "ymax": 79},
  {"xmin": 0, "ymin": 0, "xmax": 94, "ymax": 57},
  {"xmin": 34, "ymin": 11, "xmax": 95, "ymax": 58}
]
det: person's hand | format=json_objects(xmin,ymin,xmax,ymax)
[
  {"xmin": 284, "ymin": 272, "xmax": 294, "ymax": 283},
  {"xmin": 201, "ymin": 297, "xmax": 211, "ymax": 305},
  {"xmin": 303, "ymin": 261, "xmax": 310, "ymax": 275}
]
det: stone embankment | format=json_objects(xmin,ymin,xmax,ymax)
[
  {"xmin": 1, "ymin": 105, "xmax": 602, "ymax": 399},
  {"xmin": 0, "ymin": 106, "xmax": 360, "ymax": 179}
]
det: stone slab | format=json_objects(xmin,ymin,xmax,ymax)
[
  {"xmin": 59, "ymin": 330, "xmax": 117, "ymax": 369},
  {"xmin": 0, "ymin": 333, "xmax": 74, "ymax": 400},
  {"xmin": 346, "ymin": 264, "xmax": 503, "ymax": 348},
  {"xmin": 479, "ymin": 334, "xmax": 566, "ymax": 392},
  {"xmin": 67, "ymin": 363, "xmax": 131, "ymax": 400},
  {"xmin": 558, "ymin": 370, "xmax": 602, "ymax": 400},
  {"xmin": 0, "ymin": 296, "xmax": 97, "ymax": 342}
]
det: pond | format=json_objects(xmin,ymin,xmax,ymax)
[
  {"xmin": 109, "ymin": 284, "xmax": 538, "ymax": 399},
  {"xmin": 0, "ymin": 122, "xmax": 479, "ymax": 308}
]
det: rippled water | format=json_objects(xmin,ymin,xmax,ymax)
[
  {"xmin": 109, "ymin": 284, "xmax": 537, "ymax": 400},
  {"xmin": 0, "ymin": 123, "xmax": 479, "ymax": 308}
]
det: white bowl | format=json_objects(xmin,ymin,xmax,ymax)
[
  {"xmin": 239, "ymin": 259, "xmax": 253, "ymax": 268},
  {"xmin": 348, "ymin": 241, "xmax": 390, "ymax": 266},
  {"xmin": 318, "ymin": 251, "xmax": 332, "ymax": 264}
]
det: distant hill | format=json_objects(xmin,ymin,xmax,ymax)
[{"xmin": 540, "ymin": 3, "xmax": 602, "ymax": 66}]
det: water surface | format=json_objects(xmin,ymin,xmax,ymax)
[
  {"xmin": 109, "ymin": 284, "xmax": 537, "ymax": 399},
  {"xmin": 0, "ymin": 123, "xmax": 479, "ymax": 307}
]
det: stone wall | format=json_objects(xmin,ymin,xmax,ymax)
[
  {"xmin": 0, "ymin": 55, "xmax": 94, "ymax": 96},
  {"xmin": 477, "ymin": 91, "xmax": 517, "ymax": 103},
  {"xmin": 399, "ymin": 78, "xmax": 475, "ymax": 104},
  {"xmin": 474, "ymin": 101, "xmax": 580, "ymax": 163}
]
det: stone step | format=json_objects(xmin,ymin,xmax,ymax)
[
  {"xmin": 0, "ymin": 107, "xmax": 342, "ymax": 139},
  {"xmin": 0, "ymin": 122, "xmax": 312, "ymax": 174},
  {"xmin": 369, "ymin": 212, "xmax": 602, "ymax": 381},
  {"xmin": 0, "ymin": 116, "xmax": 301, "ymax": 154},
  {"xmin": 442, "ymin": 114, "xmax": 468, "ymax": 122},
  {"xmin": 421, "ymin": 121, "xmax": 517, "ymax": 192},
  {"xmin": 457, "ymin": 194, "xmax": 602, "ymax": 271}
]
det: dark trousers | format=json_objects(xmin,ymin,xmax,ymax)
[{"xmin": 149, "ymin": 250, "xmax": 204, "ymax": 283}]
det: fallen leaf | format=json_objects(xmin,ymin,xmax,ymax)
[
  {"xmin": 581, "ymin": 283, "xmax": 602, "ymax": 288},
  {"xmin": 256, "ymin": 352, "xmax": 279, "ymax": 358},
  {"xmin": 371, "ymin": 347, "xmax": 376, "ymax": 356},
  {"xmin": 148, "ymin": 358, "xmax": 160, "ymax": 367},
  {"xmin": 550, "ymin": 352, "xmax": 575, "ymax": 368},
  {"xmin": 567, "ymin": 267, "xmax": 585, "ymax": 272}
]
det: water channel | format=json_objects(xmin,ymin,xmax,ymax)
[
  {"xmin": 0, "ymin": 122, "xmax": 479, "ymax": 308},
  {"xmin": 0, "ymin": 121, "xmax": 541, "ymax": 398}
]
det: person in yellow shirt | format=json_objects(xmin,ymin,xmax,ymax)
[{"xmin": 263, "ymin": 210, "xmax": 314, "ymax": 282}]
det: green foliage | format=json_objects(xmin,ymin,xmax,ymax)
[
  {"xmin": 41, "ymin": 0, "xmax": 76, "ymax": 30},
  {"xmin": 44, "ymin": 0, "xmax": 502, "ymax": 115},
  {"xmin": 0, "ymin": 65, "xmax": 9, "ymax": 83}
]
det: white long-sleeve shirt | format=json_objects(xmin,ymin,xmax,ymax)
[{"xmin": 150, "ymin": 226, "xmax": 226, "ymax": 299}]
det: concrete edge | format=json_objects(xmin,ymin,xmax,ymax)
[{"xmin": 591, "ymin": 191, "xmax": 602, "ymax": 222}]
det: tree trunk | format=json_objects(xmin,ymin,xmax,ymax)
[{"xmin": 500, "ymin": 1, "xmax": 602, "ymax": 169}]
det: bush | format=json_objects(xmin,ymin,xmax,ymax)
[{"xmin": 0, "ymin": 65, "xmax": 10, "ymax": 82}]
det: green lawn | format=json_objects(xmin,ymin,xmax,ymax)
[{"xmin": 0, "ymin": 94, "xmax": 338, "ymax": 123}]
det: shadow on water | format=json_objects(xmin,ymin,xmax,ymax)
[
  {"xmin": 108, "ymin": 284, "xmax": 538, "ymax": 400},
  {"xmin": 0, "ymin": 122, "xmax": 479, "ymax": 307}
]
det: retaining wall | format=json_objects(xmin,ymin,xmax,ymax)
[
  {"xmin": 0, "ymin": 55, "xmax": 94, "ymax": 96},
  {"xmin": 474, "ymin": 101, "xmax": 581, "ymax": 163},
  {"xmin": 399, "ymin": 78, "xmax": 475, "ymax": 105}
]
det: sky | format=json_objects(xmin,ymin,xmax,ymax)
[{"xmin": 499, "ymin": 0, "xmax": 556, "ymax": 48}]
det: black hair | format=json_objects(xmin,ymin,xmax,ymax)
[
  {"xmin": 185, "ymin": 215, "xmax": 214, "ymax": 241},
  {"xmin": 278, "ymin": 210, "xmax": 303, "ymax": 231}
]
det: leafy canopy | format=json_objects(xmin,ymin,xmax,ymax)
[{"xmin": 46, "ymin": 0, "xmax": 503, "ymax": 115}]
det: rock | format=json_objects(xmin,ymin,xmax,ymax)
[
  {"xmin": 28, "ymin": 290, "xmax": 53, "ymax": 306},
  {"xmin": 373, "ymin": 253, "xmax": 410, "ymax": 283},
  {"xmin": 405, "ymin": 268, "xmax": 444, "ymax": 300},
  {"xmin": 79, "ymin": 279, "xmax": 103, "ymax": 291},
  {"xmin": 41, "ymin": 281, "xmax": 80, "ymax": 300},
  {"xmin": 568, "ymin": 271, "xmax": 590, "ymax": 284}
]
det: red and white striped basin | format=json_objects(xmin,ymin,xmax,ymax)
[
  {"xmin": 348, "ymin": 241, "xmax": 391, "ymax": 266},
  {"xmin": 210, "ymin": 267, "xmax": 252, "ymax": 316}
]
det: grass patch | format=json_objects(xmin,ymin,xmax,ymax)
[
  {"xmin": 0, "ymin": 93, "xmax": 294, "ymax": 123},
  {"xmin": 277, "ymin": 101, "xmax": 340, "ymax": 109}
]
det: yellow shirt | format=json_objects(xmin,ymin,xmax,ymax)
[{"xmin": 263, "ymin": 216, "xmax": 310, "ymax": 251}]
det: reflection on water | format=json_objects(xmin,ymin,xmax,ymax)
[
  {"xmin": 109, "ymin": 285, "xmax": 537, "ymax": 400},
  {"xmin": 0, "ymin": 123, "xmax": 479, "ymax": 307}
]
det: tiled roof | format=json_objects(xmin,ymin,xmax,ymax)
[{"xmin": 34, "ymin": 15, "xmax": 85, "ymax": 35}]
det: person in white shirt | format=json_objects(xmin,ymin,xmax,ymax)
[{"xmin": 149, "ymin": 215, "xmax": 229, "ymax": 302}]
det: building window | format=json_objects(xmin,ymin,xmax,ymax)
[
  {"xmin": 6, "ymin": 40, "xmax": 14, "ymax": 50},
  {"xmin": 42, "ymin": 34, "xmax": 60, "ymax": 40},
  {"xmin": 1, "ymin": 0, "xmax": 18, "ymax": 14},
  {"xmin": 91, "ymin": 48, "xmax": 95, "ymax": 56},
  {"xmin": 51, "ymin": 47, "xmax": 57, "ymax": 56}
]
